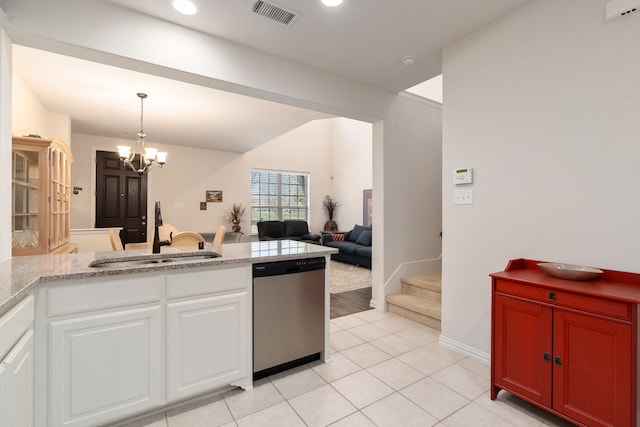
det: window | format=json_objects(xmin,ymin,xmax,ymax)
[{"xmin": 251, "ymin": 170, "xmax": 309, "ymax": 233}]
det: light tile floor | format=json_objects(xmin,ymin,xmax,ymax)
[{"xmin": 118, "ymin": 310, "xmax": 575, "ymax": 427}]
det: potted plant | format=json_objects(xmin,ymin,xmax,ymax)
[
  {"xmin": 323, "ymin": 195, "xmax": 339, "ymax": 232},
  {"xmin": 225, "ymin": 203, "xmax": 245, "ymax": 233}
]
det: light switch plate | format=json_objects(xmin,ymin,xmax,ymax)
[{"xmin": 454, "ymin": 189, "xmax": 473, "ymax": 205}]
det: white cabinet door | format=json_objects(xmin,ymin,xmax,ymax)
[
  {"xmin": 49, "ymin": 307, "xmax": 162, "ymax": 427},
  {"xmin": 167, "ymin": 292, "xmax": 249, "ymax": 401},
  {"xmin": 3, "ymin": 329, "xmax": 34, "ymax": 427},
  {"xmin": 0, "ymin": 362, "xmax": 7, "ymax": 427}
]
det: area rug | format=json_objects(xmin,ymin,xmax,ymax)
[{"xmin": 330, "ymin": 260, "xmax": 371, "ymax": 293}]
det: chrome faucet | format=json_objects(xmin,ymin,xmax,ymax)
[{"xmin": 152, "ymin": 200, "xmax": 171, "ymax": 253}]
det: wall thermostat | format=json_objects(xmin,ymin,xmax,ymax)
[{"xmin": 454, "ymin": 167, "xmax": 473, "ymax": 185}]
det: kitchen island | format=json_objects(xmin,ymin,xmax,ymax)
[{"xmin": 0, "ymin": 240, "xmax": 337, "ymax": 427}]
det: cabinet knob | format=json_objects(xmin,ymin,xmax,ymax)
[
  {"xmin": 549, "ymin": 292, "xmax": 556, "ymax": 301},
  {"xmin": 554, "ymin": 356, "xmax": 563, "ymax": 365},
  {"xmin": 543, "ymin": 352, "xmax": 551, "ymax": 361}
]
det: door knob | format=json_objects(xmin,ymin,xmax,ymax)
[
  {"xmin": 549, "ymin": 292, "xmax": 556, "ymax": 301},
  {"xmin": 554, "ymin": 356, "xmax": 563, "ymax": 365},
  {"xmin": 543, "ymin": 352, "xmax": 550, "ymax": 361}
]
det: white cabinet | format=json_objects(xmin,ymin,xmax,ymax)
[
  {"xmin": 48, "ymin": 307, "xmax": 162, "ymax": 427},
  {"xmin": 3, "ymin": 330, "xmax": 34, "ymax": 427},
  {"xmin": 167, "ymin": 293, "xmax": 248, "ymax": 401},
  {"xmin": 36, "ymin": 276, "xmax": 163, "ymax": 427},
  {"xmin": 166, "ymin": 266, "xmax": 252, "ymax": 401},
  {"xmin": 36, "ymin": 265, "xmax": 251, "ymax": 427},
  {"xmin": 0, "ymin": 363, "xmax": 6, "ymax": 427},
  {"xmin": 0, "ymin": 294, "xmax": 35, "ymax": 427}
]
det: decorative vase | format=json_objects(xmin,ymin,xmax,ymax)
[
  {"xmin": 232, "ymin": 224, "xmax": 241, "ymax": 233},
  {"xmin": 324, "ymin": 220, "xmax": 338, "ymax": 232}
]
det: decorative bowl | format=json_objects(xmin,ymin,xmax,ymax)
[{"xmin": 537, "ymin": 262, "xmax": 603, "ymax": 281}]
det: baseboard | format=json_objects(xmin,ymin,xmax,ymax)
[{"xmin": 438, "ymin": 334, "xmax": 490, "ymax": 364}]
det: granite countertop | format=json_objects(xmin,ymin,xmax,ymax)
[{"xmin": 0, "ymin": 241, "xmax": 337, "ymax": 317}]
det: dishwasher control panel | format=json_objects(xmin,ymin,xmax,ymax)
[{"xmin": 253, "ymin": 257, "xmax": 325, "ymax": 277}]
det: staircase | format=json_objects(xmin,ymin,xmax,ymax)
[{"xmin": 386, "ymin": 271, "xmax": 441, "ymax": 330}]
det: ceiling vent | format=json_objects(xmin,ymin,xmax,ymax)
[{"xmin": 250, "ymin": 0, "xmax": 300, "ymax": 27}]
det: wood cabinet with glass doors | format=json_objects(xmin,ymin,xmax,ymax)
[{"xmin": 12, "ymin": 136, "xmax": 75, "ymax": 256}]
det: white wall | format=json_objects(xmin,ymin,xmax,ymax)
[
  {"xmin": 0, "ymin": 31, "xmax": 12, "ymax": 261},
  {"xmin": 373, "ymin": 94, "xmax": 443, "ymax": 307},
  {"xmin": 441, "ymin": 0, "xmax": 640, "ymax": 358},
  {"xmin": 70, "ymin": 118, "xmax": 372, "ymax": 240},
  {"xmin": 330, "ymin": 118, "xmax": 373, "ymax": 230},
  {"xmin": 12, "ymin": 72, "xmax": 71, "ymax": 143}
]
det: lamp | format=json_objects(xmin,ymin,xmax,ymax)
[{"xmin": 117, "ymin": 93, "xmax": 167, "ymax": 174}]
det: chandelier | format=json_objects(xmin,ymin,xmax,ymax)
[{"xmin": 117, "ymin": 93, "xmax": 167, "ymax": 174}]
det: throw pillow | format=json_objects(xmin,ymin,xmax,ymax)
[
  {"xmin": 331, "ymin": 233, "xmax": 345, "ymax": 241},
  {"xmin": 348, "ymin": 224, "xmax": 365, "ymax": 242},
  {"xmin": 355, "ymin": 229, "xmax": 372, "ymax": 246}
]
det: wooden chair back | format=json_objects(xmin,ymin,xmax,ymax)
[
  {"xmin": 170, "ymin": 231, "xmax": 206, "ymax": 248},
  {"xmin": 212, "ymin": 225, "xmax": 226, "ymax": 245}
]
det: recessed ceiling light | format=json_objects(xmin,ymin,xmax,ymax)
[
  {"xmin": 322, "ymin": 0, "xmax": 343, "ymax": 7},
  {"xmin": 172, "ymin": 0, "xmax": 197, "ymax": 15}
]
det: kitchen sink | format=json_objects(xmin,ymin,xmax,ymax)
[{"xmin": 89, "ymin": 251, "xmax": 221, "ymax": 268}]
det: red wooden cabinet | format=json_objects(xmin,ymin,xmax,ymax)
[
  {"xmin": 491, "ymin": 259, "xmax": 640, "ymax": 427},
  {"xmin": 493, "ymin": 293, "xmax": 553, "ymax": 406}
]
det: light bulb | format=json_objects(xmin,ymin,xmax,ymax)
[
  {"xmin": 117, "ymin": 146, "xmax": 131, "ymax": 159},
  {"xmin": 156, "ymin": 152, "xmax": 168, "ymax": 165}
]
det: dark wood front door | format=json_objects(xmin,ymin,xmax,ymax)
[{"xmin": 95, "ymin": 151, "xmax": 148, "ymax": 243}]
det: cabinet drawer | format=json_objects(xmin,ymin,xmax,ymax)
[
  {"xmin": 555, "ymin": 292, "xmax": 631, "ymax": 322},
  {"xmin": 494, "ymin": 280, "xmax": 552, "ymax": 303},
  {"xmin": 494, "ymin": 280, "xmax": 631, "ymax": 321},
  {"xmin": 47, "ymin": 276, "xmax": 162, "ymax": 317},
  {"xmin": 166, "ymin": 265, "xmax": 250, "ymax": 299}
]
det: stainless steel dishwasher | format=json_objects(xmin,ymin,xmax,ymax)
[{"xmin": 253, "ymin": 257, "xmax": 325, "ymax": 379}]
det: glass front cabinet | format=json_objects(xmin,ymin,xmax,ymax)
[{"xmin": 12, "ymin": 137, "xmax": 74, "ymax": 256}]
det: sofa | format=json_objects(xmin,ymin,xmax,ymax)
[
  {"xmin": 322, "ymin": 224, "xmax": 372, "ymax": 268},
  {"xmin": 257, "ymin": 220, "xmax": 321, "ymax": 244}
]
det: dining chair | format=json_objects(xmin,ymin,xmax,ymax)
[
  {"xmin": 170, "ymin": 231, "xmax": 206, "ymax": 248},
  {"xmin": 109, "ymin": 228, "xmax": 124, "ymax": 251},
  {"xmin": 150, "ymin": 223, "xmax": 178, "ymax": 243},
  {"xmin": 212, "ymin": 225, "xmax": 226, "ymax": 245}
]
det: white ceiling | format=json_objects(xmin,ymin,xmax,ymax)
[
  {"xmin": 13, "ymin": 45, "xmax": 332, "ymax": 153},
  {"xmin": 9, "ymin": 0, "xmax": 532, "ymax": 152}
]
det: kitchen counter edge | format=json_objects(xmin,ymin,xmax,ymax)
[{"xmin": 0, "ymin": 241, "xmax": 338, "ymax": 316}]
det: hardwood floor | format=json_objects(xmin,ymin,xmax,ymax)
[{"xmin": 330, "ymin": 287, "xmax": 372, "ymax": 318}]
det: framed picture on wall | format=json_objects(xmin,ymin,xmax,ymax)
[
  {"xmin": 363, "ymin": 189, "xmax": 372, "ymax": 227},
  {"xmin": 206, "ymin": 190, "xmax": 223, "ymax": 203}
]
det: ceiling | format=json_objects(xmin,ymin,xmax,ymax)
[{"xmin": 10, "ymin": 0, "xmax": 532, "ymax": 152}]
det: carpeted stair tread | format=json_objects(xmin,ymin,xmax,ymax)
[
  {"xmin": 386, "ymin": 293, "xmax": 441, "ymax": 319},
  {"xmin": 400, "ymin": 271, "xmax": 441, "ymax": 292}
]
